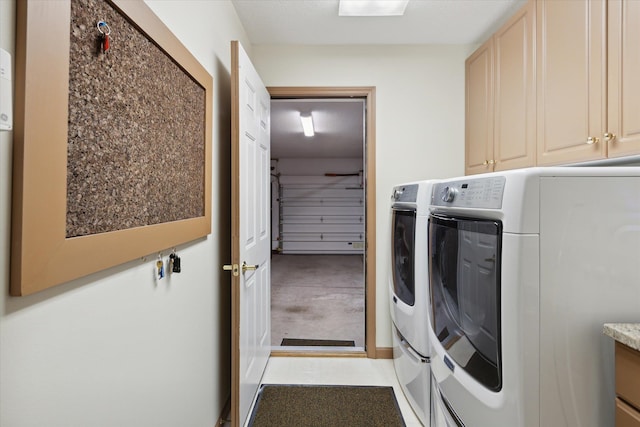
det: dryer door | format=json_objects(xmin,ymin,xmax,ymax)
[
  {"xmin": 391, "ymin": 207, "xmax": 417, "ymax": 306},
  {"xmin": 428, "ymin": 213, "xmax": 503, "ymax": 391}
]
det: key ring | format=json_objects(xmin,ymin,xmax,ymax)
[
  {"xmin": 97, "ymin": 20, "xmax": 111, "ymax": 54},
  {"xmin": 97, "ymin": 21, "xmax": 110, "ymax": 36}
]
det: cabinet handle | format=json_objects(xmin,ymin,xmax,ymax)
[
  {"xmin": 604, "ymin": 132, "xmax": 616, "ymax": 143},
  {"xmin": 482, "ymin": 160, "xmax": 495, "ymax": 166},
  {"xmin": 586, "ymin": 136, "xmax": 600, "ymax": 145}
]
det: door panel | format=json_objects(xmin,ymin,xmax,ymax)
[{"xmin": 231, "ymin": 40, "xmax": 271, "ymax": 427}]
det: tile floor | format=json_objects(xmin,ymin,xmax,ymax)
[
  {"xmin": 259, "ymin": 356, "xmax": 423, "ymax": 426},
  {"xmin": 240, "ymin": 255, "xmax": 422, "ymax": 425}
]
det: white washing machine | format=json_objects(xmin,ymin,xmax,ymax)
[
  {"xmin": 426, "ymin": 167, "xmax": 640, "ymax": 427},
  {"xmin": 389, "ymin": 180, "xmax": 435, "ymax": 426}
]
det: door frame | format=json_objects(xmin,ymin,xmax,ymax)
[{"xmin": 267, "ymin": 86, "xmax": 377, "ymax": 359}]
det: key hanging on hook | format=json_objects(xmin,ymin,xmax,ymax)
[
  {"xmin": 170, "ymin": 249, "xmax": 181, "ymax": 273},
  {"xmin": 156, "ymin": 255, "xmax": 165, "ymax": 280},
  {"xmin": 172, "ymin": 254, "xmax": 181, "ymax": 273},
  {"xmin": 97, "ymin": 20, "xmax": 111, "ymax": 54}
]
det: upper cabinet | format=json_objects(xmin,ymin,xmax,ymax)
[
  {"xmin": 536, "ymin": 0, "xmax": 607, "ymax": 165},
  {"xmin": 465, "ymin": 1, "xmax": 535, "ymax": 175},
  {"xmin": 607, "ymin": 0, "xmax": 640, "ymax": 158},
  {"xmin": 537, "ymin": 0, "xmax": 640, "ymax": 164},
  {"xmin": 465, "ymin": 40, "xmax": 494, "ymax": 175},
  {"xmin": 494, "ymin": 1, "xmax": 536, "ymax": 171},
  {"xmin": 466, "ymin": 0, "xmax": 640, "ymax": 174}
]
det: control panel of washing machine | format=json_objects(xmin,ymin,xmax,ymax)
[
  {"xmin": 391, "ymin": 184, "xmax": 419, "ymax": 203},
  {"xmin": 431, "ymin": 176, "xmax": 506, "ymax": 209}
]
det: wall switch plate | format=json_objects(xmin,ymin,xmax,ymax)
[{"xmin": 0, "ymin": 48, "xmax": 13, "ymax": 131}]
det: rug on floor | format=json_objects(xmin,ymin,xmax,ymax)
[
  {"xmin": 247, "ymin": 384, "xmax": 406, "ymax": 427},
  {"xmin": 280, "ymin": 338, "xmax": 355, "ymax": 347}
]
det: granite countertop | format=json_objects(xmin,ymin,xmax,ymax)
[{"xmin": 603, "ymin": 323, "xmax": 640, "ymax": 352}]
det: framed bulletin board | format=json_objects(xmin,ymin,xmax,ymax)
[{"xmin": 12, "ymin": 0, "xmax": 213, "ymax": 296}]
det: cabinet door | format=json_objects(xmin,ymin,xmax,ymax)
[
  {"xmin": 608, "ymin": 0, "xmax": 640, "ymax": 158},
  {"xmin": 536, "ymin": 0, "xmax": 606, "ymax": 165},
  {"xmin": 616, "ymin": 398, "xmax": 640, "ymax": 427},
  {"xmin": 493, "ymin": 0, "xmax": 535, "ymax": 171},
  {"xmin": 465, "ymin": 39, "xmax": 494, "ymax": 175}
]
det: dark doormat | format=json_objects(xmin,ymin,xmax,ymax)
[
  {"xmin": 248, "ymin": 384, "xmax": 406, "ymax": 427},
  {"xmin": 280, "ymin": 338, "xmax": 356, "ymax": 347}
]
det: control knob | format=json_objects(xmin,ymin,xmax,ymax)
[{"xmin": 441, "ymin": 186, "xmax": 457, "ymax": 203}]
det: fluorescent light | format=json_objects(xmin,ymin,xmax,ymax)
[
  {"xmin": 300, "ymin": 114, "xmax": 314, "ymax": 137},
  {"xmin": 339, "ymin": 0, "xmax": 409, "ymax": 16}
]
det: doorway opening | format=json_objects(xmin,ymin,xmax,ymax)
[{"xmin": 268, "ymin": 87, "xmax": 376, "ymax": 357}]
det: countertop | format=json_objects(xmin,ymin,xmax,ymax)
[{"xmin": 603, "ymin": 323, "xmax": 640, "ymax": 352}]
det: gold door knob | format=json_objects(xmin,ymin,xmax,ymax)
[
  {"xmin": 242, "ymin": 261, "xmax": 259, "ymax": 273},
  {"xmin": 223, "ymin": 264, "xmax": 239, "ymax": 277},
  {"xmin": 604, "ymin": 132, "xmax": 616, "ymax": 143},
  {"xmin": 483, "ymin": 160, "xmax": 495, "ymax": 166},
  {"xmin": 586, "ymin": 136, "xmax": 600, "ymax": 145}
]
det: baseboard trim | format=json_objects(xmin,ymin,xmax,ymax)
[{"xmin": 375, "ymin": 347, "xmax": 393, "ymax": 359}]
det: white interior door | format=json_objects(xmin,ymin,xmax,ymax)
[{"xmin": 230, "ymin": 40, "xmax": 271, "ymax": 427}]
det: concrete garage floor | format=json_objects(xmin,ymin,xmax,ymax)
[{"xmin": 271, "ymin": 254, "xmax": 365, "ymax": 349}]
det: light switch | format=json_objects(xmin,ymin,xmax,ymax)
[{"xmin": 0, "ymin": 48, "xmax": 13, "ymax": 131}]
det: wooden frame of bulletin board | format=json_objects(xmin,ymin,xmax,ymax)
[{"xmin": 11, "ymin": 0, "xmax": 213, "ymax": 296}]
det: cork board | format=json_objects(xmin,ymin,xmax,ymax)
[
  {"xmin": 67, "ymin": 0, "xmax": 205, "ymax": 237},
  {"xmin": 12, "ymin": 0, "xmax": 213, "ymax": 296}
]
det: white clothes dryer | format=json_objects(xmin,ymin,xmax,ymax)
[
  {"xmin": 426, "ymin": 167, "xmax": 640, "ymax": 427},
  {"xmin": 389, "ymin": 180, "xmax": 436, "ymax": 426}
]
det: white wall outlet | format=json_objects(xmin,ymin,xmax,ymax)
[{"xmin": 0, "ymin": 48, "xmax": 13, "ymax": 131}]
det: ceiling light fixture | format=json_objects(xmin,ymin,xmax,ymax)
[
  {"xmin": 339, "ymin": 0, "xmax": 409, "ymax": 17},
  {"xmin": 300, "ymin": 113, "xmax": 315, "ymax": 137}
]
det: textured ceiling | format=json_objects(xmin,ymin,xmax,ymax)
[
  {"xmin": 236, "ymin": 0, "xmax": 526, "ymax": 159},
  {"xmin": 231, "ymin": 0, "xmax": 526, "ymax": 45}
]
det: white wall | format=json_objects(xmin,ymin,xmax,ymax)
[
  {"xmin": 252, "ymin": 44, "xmax": 470, "ymax": 347},
  {"xmin": 0, "ymin": 1, "xmax": 250, "ymax": 426}
]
